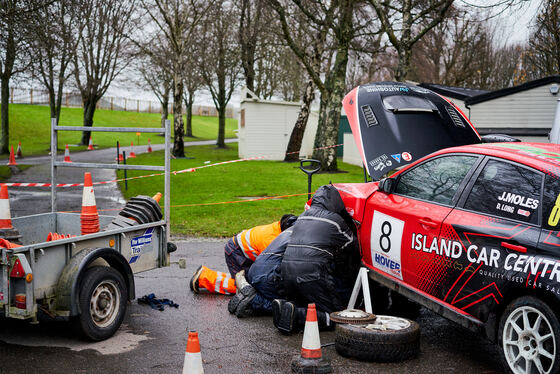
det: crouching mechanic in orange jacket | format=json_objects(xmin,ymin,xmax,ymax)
[{"xmin": 189, "ymin": 214, "xmax": 297, "ymax": 295}]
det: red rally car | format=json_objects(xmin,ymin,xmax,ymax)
[
  {"xmin": 336, "ymin": 83, "xmax": 560, "ymax": 373},
  {"xmin": 336, "ymin": 142, "xmax": 560, "ymax": 374}
]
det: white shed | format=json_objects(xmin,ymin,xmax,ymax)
[
  {"xmin": 464, "ymin": 76, "xmax": 560, "ymax": 142},
  {"xmin": 237, "ymin": 89, "xmax": 319, "ymax": 160}
]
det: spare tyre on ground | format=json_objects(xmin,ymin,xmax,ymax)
[{"xmin": 335, "ymin": 315, "xmax": 420, "ymax": 362}]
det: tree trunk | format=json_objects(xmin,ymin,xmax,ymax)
[
  {"xmin": 311, "ymin": 35, "xmax": 350, "ymax": 171},
  {"xmin": 0, "ymin": 77, "xmax": 9, "ymax": 154},
  {"xmin": 395, "ymin": 47, "xmax": 412, "ymax": 82},
  {"xmin": 217, "ymin": 106, "xmax": 226, "ymax": 148},
  {"xmin": 172, "ymin": 78, "xmax": 185, "ymax": 157},
  {"xmin": 48, "ymin": 87, "xmax": 56, "ymax": 120},
  {"xmin": 55, "ymin": 81, "xmax": 64, "ymax": 125},
  {"xmin": 284, "ymin": 79, "xmax": 314, "ymax": 162},
  {"xmin": 81, "ymin": 97, "xmax": 96, "ymax": 145},
  {"xmin": 161, "ymin": 87, "xmax": 169, "ymax": 128},
  {"xmin": 184, "ymin": 90, "xmax": 194, "ymax": 138}
]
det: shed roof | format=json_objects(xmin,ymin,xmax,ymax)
[
  {"xmin": 418, "ymin": 83, "xmax": 489, "ymax": 100},
  {"xmin": 464, "ymin": 75, "xmax": 560, "ymax": 105}
]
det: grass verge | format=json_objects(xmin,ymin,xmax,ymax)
[
  {"xmin": 0, "ymin": 165, "xmax": 32, "ymax": 182},
  {"xmin": 6, "ymin": 104, "xmax": 237, "ymax": 156},
  {"xmin": 118, "ymin": 144, "xmax": 365, "ymax": 237}
]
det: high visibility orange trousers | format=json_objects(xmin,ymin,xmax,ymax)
[{"xmin": 198, "ymin": 266, "xmax": 237, "ymax": 295}]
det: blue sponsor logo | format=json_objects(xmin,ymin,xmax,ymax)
[
  {"xmin": 130, "ymin": 228, "xmax": 154, "ymax": 260},
  {"xmin": 391, "ymin": 154, "xmax": 401, "ymax": 163},
  {"xmin": 374, "ymin": 253, "xmax": 401, "ymax": 272}
]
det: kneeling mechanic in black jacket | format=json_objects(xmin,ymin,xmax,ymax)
[{"xmin": 274, "ymin": 184, "xmax": 361, "ymax": 334}]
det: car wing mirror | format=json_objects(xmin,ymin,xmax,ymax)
[{"xmin": 378, "ymin": 178, "xmax": 395, "ymax": 194}]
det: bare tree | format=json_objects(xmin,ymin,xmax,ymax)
[
  {"xmin": 28, "ymin": 0, "xmax": 80, "ymax": 125},
  {"xmin": 135, "ymin": 42, "xmax": 173, "ymax": 129},
  {"xmin": 199, "ymin": 0, "xmax": 240, "ymax": 149},
  {"xmin": 525, "ymin": 0, "xmax": 560, "ymax": 78},
  {"xmin": 73, "ymin": 0, "xmax": 136, "ymax": 145},
  {"xmin": 270, "ymin": 0, "xmax": 364, "ymax": 171},
  {"xmin": 368, "ymin": 0, "xmax": 454, "ymax": 81},
  {"xmin": 410, "ymin": 8, "xmax": 492, "ymax": 86},
  {"xmin": 140, "ymin": 0, "xmax": 212, "ymax": 157},
  {"xmin": 238, "ymin": 0, "xmax": 265, "ymax": 95},
  {"xmin": 0, "ymin": 1, "xmax": 30, "ymax": 153},
  {"xmin": 183, "ymin": 53, "xmax": 203, "ymax": 138}
]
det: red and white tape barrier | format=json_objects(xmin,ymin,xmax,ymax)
[{"xmin": 3, "ymin": 144, "xmax": 343, "ymax": 188}]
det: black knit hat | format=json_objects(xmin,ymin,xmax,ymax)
[{"xmin": 280, "ymin": 214, "xmax": 298, "ymax": 231}]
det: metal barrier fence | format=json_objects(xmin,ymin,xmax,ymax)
[{"xmin": 8, "ymin": 87, "xmax": 235, "ymax": 118}]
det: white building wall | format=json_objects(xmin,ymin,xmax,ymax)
[
  {"xmin": 468, "ymin": 84, "xmax": 559, "ymax": 130},
  {"xmin": 238, "ymin": 98, "xmax": 318, "ymax": 160},
  {"xmin": 342, "ymin": 133, "xmax": 362, "ymax": 167}
]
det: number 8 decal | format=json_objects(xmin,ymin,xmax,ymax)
[{"xmin": 380, "ymin": 221, "xmax": 392, "ymax": 252}]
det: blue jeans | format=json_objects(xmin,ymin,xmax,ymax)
[{"xmin": 224, "ymin": 237, "xmax": 253, "ymax": 278}]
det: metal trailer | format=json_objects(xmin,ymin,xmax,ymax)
[{"xmin": 0, "ymin": 120, "xmax": 174, "ymax": 341}]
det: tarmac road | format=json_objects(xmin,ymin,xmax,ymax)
[{"xmin": 0, "ymin": 239, "xmax": 504, "ymax": 374}]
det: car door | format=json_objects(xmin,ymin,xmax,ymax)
[
  {"xmin": 362, "ymin": 154, "xmax": 480, "ymax": 297},
  {"xmin": 442, "ymin": 158, "xmax": 543, "ymax": 322}
]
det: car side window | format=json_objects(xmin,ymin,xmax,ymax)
[
  {"xmin": 542, "ymin": 174, "xmax": 560, "ymax": 231},
  {"xmin": 395, "ymin": 155, "xmax": 477, "ymax": 205},
  {"xmin": 463, "ymin": 159, "xmax": 542, "ymax": 224}
]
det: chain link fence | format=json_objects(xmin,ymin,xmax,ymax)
[{"xmin": 9, "ymin": 87, "xmax": 235, "ymax": 118}]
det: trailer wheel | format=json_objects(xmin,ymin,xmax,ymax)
[
  {"xmin": 335, "ymin": 315, "xmax": 420, "ymax": 362},
  {"xmin": 76, "ymin": 266, "xmax": 127, "ymax": 341}
]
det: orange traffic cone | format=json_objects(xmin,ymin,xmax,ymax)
[
  {"xmin": 15, "ymin": 142, "xmax": 23, "ymax": 159},
  {"xmin": 291, "ymin": 304, "xmax": 332, "ymax": 373},
  {"xmin": 7, "ymin": 146, "xmax": 17, "ymax": 166},
  {"xmin": 147, "ymin": 138, "xmax": 152, "ymax": 153},
  {"xmin": 182, "ymin": 330, "xmax": 204, "ymax": 374},
  {"xmin": 129, "ymin": 142, "xmax": 136, "ymax": 158},
  {"xmin": 152, "ymin": 192, "xmax": 162, "ymax": 203},
  {"xmin": 0, "ymin": 185, "xmax": 13, "ymax": 229},
  {"xmin": 63, "ymin": 144, "xmax": 72, "ymax": 163},
  {"xmin": 80, "ymin": 172, "xmax": 99, "ymax": 235},
  {"xmin": 88, "ymin": 136, "xmax": 94, "ymax": 150}
]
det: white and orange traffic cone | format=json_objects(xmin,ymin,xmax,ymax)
[
  {"xmin": 182, "ymin": 330, "xmax": 204, "ymax": 374},
  {"xmin": 63, "ymin": 144, "xmax": 72, "ymax": 163},
  {"xmin": 15, "ymin": 141, "xmax": 23, "ymax": 159},
  {"xmin": 147, "ymin": 138, "xmax": 152, "ymax": 153},
  {"xmin": 7, "ymin": 146, "xmax": 17, "ymax": 166},
  {"xmin": 80, "ymin": 172, "xmax": 99, "ymax": 235},
  {"xmin": 0, "ymin": 184, "xmax": 13, "ymax": 230},
  {"xmin": 291, "ymin": 303, "xmax": 332, "ymax": 373},
  {"xmin": 129, "ymin": 142, "xmax": 136, "ymax": 158},
  {"xmin": 88, "ymin": 136, "xmax": 94, "ymax": 150}
]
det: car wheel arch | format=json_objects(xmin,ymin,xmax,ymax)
[{"xmin": 489, "ymin": 288, "xmax": 560, "ymax": 343}]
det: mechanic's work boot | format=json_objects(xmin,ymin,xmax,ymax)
[
  {"xmin": 228, "ymin": 293, "xmax": 243, "ymax": 314},
  {"xmin": 272, "ymin": 299, "xmax": 287, "ymax": 329},
  {"xmin": 234, "ymin": 292, "xmax": 256, "ymax": 318},
  {"xmin": 235, "ymin": 270, "xmax": 254, "ymax": 296},
  {"xmin": 317, "ymin": 310, "xmax": 334, "ymax": 331},
  {"xmin": 229, "ymin": 271, "xmax": 256, "ymax": 315},
  {"xmin": 293, "ymin": 307, "xmax": 308, "ymax": 332},
  {"xmin": 276, "ymin": 301, "xmax": 296, "ymax": 335},
  {"xmin": 189, "ymin": 265, "xmax": 203, "ymax": 293}
]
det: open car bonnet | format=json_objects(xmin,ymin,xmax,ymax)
[{"xmin": 342, "ymin": 82, "xmax": 481, "ymax": 181}]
